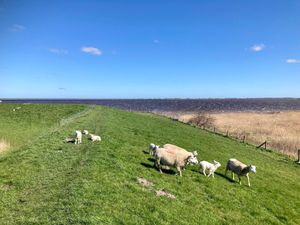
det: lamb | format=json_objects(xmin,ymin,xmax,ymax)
[
  {"xmin": 89, "ymin": 134, "xmax": 101, "ymax": 142},
  {"xmin": 199, "ymin": 160, "xmax": 221, "ymax": 178},
  {"xmin": 74, "ymin": 130, "xmax": 82, "ymax": 144},
  {"xmin": 154, "ymin": 147, "xmax": 198, "ymax": 176},
  {"xmin": 225, "ymin": 158, "xmax": 256, "ymax": 187},
  {"xmin": 149, "ymin": 143, "xmax": 159, "ymax": 156},
  {"xmin": 82, "ymin": 130, "xmax": 89, "ymax": 135}
]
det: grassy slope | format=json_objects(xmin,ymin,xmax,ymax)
[
  {"xmin": 0, "ymin": 105, "xmax": 299, "ymax": 224},
  {"xmin": 0, "ymin": 103, "xmax": 87, "ymax": 148}
]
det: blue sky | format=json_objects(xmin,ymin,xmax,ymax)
[{"xmin": 0, "ymin": 0, "xmax": 299, "ymax": 98}]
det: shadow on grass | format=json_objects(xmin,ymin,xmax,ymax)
[
  {"xmin": 215, "ymin": 172, "xmax": 235, "ymax": 183},
  {"xmin": 142, "ymin": 150, "xmax": 149, "ymax": 155},
  {"xmin": 147, "ymin": 157, "xmax": 155, "ymax": 162},
  {"xmin": 140, "ymin": 162, "xmax": 176, "ymax": 175}
]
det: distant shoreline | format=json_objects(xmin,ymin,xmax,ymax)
[{"xmin": 1, "ymin": 98, "xmax": 300, "ymax": 112}]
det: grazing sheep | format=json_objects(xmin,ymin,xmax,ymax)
[
  {"xmin": 83, "ymin": 130, "xmax": 89, "ymax": 135},
  {"xmin": 89, "ymin": 134, "xmax": 101, "ymax": 142},
  {"xmin": 74, "ymin": 130, "xmax": 82, "ymax": 144},
  {"xmin": 149, "ymin": 143, "xmax": 159, "ymax": 156},
  {"xmin": 199, "ymin": 160, "xmax": 221, "ymax": 178},
  {"xmin": 163, "ymin": 144, "xmax": 198, "ymax": 166},
  {"xmin": 155, "ymin": 147, "xmax": 198, "ymax": 176},
  {"xmin": 225, "ymin": 158, "xmax": 256, "ymax": 187}
]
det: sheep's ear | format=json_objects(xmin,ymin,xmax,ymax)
[{"xmin": 193, "ymin": 151, "xmax": 198, "ymax": 156}]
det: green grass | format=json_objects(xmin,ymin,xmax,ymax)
[
  {"xmin": 0, "ymin": 104, "xmax": 299, "ymax": 224},
  {"xmin": 0, "ymin": 103, "xmax": 87, "ymax": 148}
]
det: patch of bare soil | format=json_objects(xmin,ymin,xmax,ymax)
[
  {"xmin": 136, "ymin": 177, "xmax": 176, "ymax": 200},
  {"xmin": 155, "ymin": 189, "xmax": 176, "ymax": 199},
  {"xmin": 0, "ymin": 183, "xmax": 14, "ymax": 191},
  {"xmin": 0, "ymin": 140, "xmax": 10, "ymax": 153},
  {"xmin": 137, "ymin": 177, "xmax": 154, "ymax": 188}
]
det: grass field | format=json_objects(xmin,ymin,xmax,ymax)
[{"xmin": 0, "ymin": 104, "xmax": 299, "ymax": 224}]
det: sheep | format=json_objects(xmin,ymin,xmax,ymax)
[
  {"xmin": 83, "ymin": 130, "xmax": 89, "ymax": 135},
  {"xmin": 89, "ymin": 134, "xmax": 101, "ymax": 142},
  {"xmin": 154, "ymin": 147, "xmax": 198, "ymax": 176},
  {"xmin": 199, "ymin": 160, "xmax": 221, "ymax": 178},
  {"xmin": 225, "ymin": 158, "xmax": 256, "ymax": 187},
  {"xmin": 149, "ymin": 143, "xmax": 159, "ymax": 156},
  {"xmin": 74, "ymin": 130, "xmax": 82, "ymax": 144},
  {"xmin": 163, "ymin": 144, "xmax": 198, "ymax": 166}
]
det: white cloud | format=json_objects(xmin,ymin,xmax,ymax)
[
  {"xmin": 250, "ymin": 44, "xmax": 265, "ymax": 52},
  {"xmin": 49, "ymin": 48, "xmax": 68, "ymax": 55},
  {"xmin": 81, "ymin": 46, "xmax": 102, "ymax": 56},
  {"xmin": 10, "ymin": 24, "xmax": 26, "ymax": 32},
  {"xmin": 286, "ymin": 59, "xmax": 300, "ymax": 64}
]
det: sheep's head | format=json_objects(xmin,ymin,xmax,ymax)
[
  {"xmin": 249, "ymin": 165, "xmax": 256, "ymax": 173},
  {"xmin": 187, "ymin": 155, "xmax": 199, "ymax": 165},
  {"xmin": 75, "ymin": 130, "xmax": 82, "ymax": 135},
  {"xmin": 213, "ymin": 160, "xmax": 221, "ymax": 168},
  {"xmin": 149, "ymin": 143, "xmax": 159, "ymax": 150}
]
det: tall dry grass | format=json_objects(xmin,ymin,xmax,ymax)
[
  {"xmin": 211, "ymin": 111, "xmax": 300, "ymax": 157},
  {"xmin": 0, "ymin": 139, "xmax": 10, "ymax": 153},
  {"xmin": 157, "ymin": 111, "xmax": 300, "ymax": 158}
]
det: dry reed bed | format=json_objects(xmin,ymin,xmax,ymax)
[
  {"xmin": 157, "ymin": 111, "xmax": 300, "ymax": 158},
  {"xmin": 210, "ymin": 111, "xmax": 300, "ymax": 157}
]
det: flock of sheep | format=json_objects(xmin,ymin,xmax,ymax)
[
  {"xmin": 149, "ymin": 143, "xmax": 257, "ymax": 187},
  {"xmin": 65, "ymin": 130, "xmax": 256, "ymax": 186},
  {"xmin": 65, "ymin": 130, "xmax": 101, "ymax": 144}
]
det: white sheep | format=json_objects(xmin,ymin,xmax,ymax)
[
  {"xmin": 199, "ymin": 160, "xmax": 221, "ymax": 178},
  {"xmin": 149, "ymin": 143, "xmax": 159, "ymax": 156},
  {"xmin": 163, "ymin": 144, "xmax": 198, "ymax": 166},
  {"xmin": 82, "ymin": 130, "xmax": 89, "ymax": 135},
  {"xmin": 89, "ymin": 134, "xmax": 101, "ymax": 142},
  {"xmin": 155, "ymin": 147, "xmax": 198, "ymax": 176},
  {"xmin": 74, "ymin": 130, "xmax": 82, "ymax": 144},
  {"xmin": 225, "ymin": 158, "xmax": 256, "ymax": 187}
]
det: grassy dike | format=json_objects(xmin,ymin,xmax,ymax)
[{"xmin": 0, "ymin": 104, "xmax": 299, "ymax": 224}]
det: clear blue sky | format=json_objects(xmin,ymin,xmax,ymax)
[{"xmin": 0, "ymin": 0, "xmax": 299, "ymax": 98}]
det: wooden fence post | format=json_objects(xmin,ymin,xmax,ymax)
[
  {"xmin": 256, "ymin": 141, "xmax": 267, "ymax": 149},
  {"xmin": 242, "ymin": 135, "xmax": 245, "ymax": 143},
  {"xmin": 226, "ymin": 130, "xmax": 229, "ymax": 137},
  {"xmin": 213, "ymin": 127, "xmax": 216, "ymax": 133},
  {"xmin": 298, "ymin": 149, "xmax": 300, "ymax": 164}
]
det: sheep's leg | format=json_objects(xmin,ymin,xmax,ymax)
[
  {"xmin": 207, "ymin": 170, "xmax": 212, "ymax": 177},
  {"xmin": 247, "ymin": 174, "xmax": 251, "ymax": 187},
  {"xmin": 157, "ymin": 158, "xmax": 163, "ymax": 174},
  {"xmin": 232, "ymin": 172, "xmax": 235, "ymax": 180},
  {"xmin": 176, "ymin": 166, "xmax": 182, "ymax": 176},
  {"xmin": 159, "ymin": 167, "xmax": 163, "ymax": 174},
  {"xmin": 238, "ymin": 176, "xmax": 242, "ymax": 185},
  {"xmin": 203, "ymin": 169, "xmax": 207, "ymax": 176}
]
